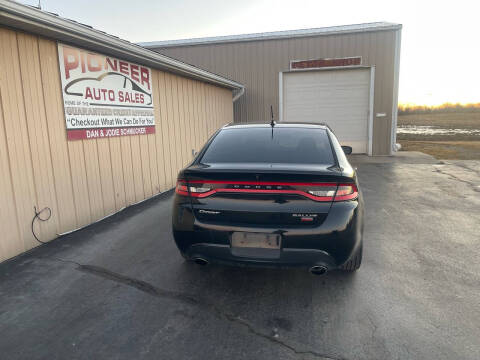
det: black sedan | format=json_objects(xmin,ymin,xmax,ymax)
[{"xmin": 172, "ymin": 123, "xmax": 363, "ymax": 274}]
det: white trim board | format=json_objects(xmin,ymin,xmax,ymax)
[{"xmin": 391, "ymin": 29, "xmax": 402, "ymax": 154}]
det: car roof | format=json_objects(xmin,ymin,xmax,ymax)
[{"xmin": 222, "ymin": 122, "xmax": 330, "ymax": 130}]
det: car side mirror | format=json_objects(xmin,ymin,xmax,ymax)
[{"xmin": 341, "ymin": 145, "xmax": 352, "ymax": 155}]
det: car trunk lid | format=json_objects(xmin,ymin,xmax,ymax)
[{"xmin": 177, "ymin": 163, "xmax": 356, "ymax": 228}]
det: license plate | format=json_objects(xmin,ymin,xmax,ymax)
[{"xmin": 231, "ymin": 232, "xmax": 281, "ymax": 249}]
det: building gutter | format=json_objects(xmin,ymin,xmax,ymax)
[{"xmin": 0, "ymin": 0, "xmax": 244, "ymax": 93}]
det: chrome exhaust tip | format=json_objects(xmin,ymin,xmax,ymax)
[
  {"xmin": 193, "ymin": 257, "xmax": 209, "ymax": 266},
  {"xmin": 309, "ymin": 265, "xmax": 327, "ymax": 275}
]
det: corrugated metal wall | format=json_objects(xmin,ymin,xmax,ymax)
[
  {"xmin": 0, "ymin": 26, "xmax": 233, "ymax": 262},
  {"xmin": 152, "ymin": 29, "xmax": 399, "ymax": 155}
]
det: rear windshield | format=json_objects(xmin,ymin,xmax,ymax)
[{"xmin": 200, "ymin": 127, "xmax": 335, "ymax": 165}]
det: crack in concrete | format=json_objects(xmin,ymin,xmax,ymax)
[
  {"xmin": 433, "ymin": 167, "xmax": 480, "ymax": 192},
  {"xmin": 365, "ymin": 314, "xmax": 378, "ymax": 341},
  {"xmin": 49, "ymin": 257, "xmax": 344, "ymax": 360},
  {"xmin": 448, "ymin": 162, "xmax": 480, "ymax": 176}
]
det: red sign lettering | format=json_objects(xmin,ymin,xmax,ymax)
[{"xmin": 290, "ymin": 57, "xmax": 361, "ymax": 70}]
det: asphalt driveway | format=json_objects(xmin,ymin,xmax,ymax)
[{"xmin": 0, "ymin": 152, "xmax": 479, "ymax": 360}]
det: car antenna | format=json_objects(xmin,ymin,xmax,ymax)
[
  {"xmin": 270, "ymin": 105, "xmax": 275, "ymax": 127},
  {"xmin": 270, "ymin": 105, "xmax": 275, "ymax": 139}
]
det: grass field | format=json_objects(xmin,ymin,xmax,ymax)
[{"xmin": 397, "ymin": 112, "xmax": 480, "ymax": 159}]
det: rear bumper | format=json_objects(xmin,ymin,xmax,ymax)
[
  {"xmin": 172, "ymin": 198, "xmax": 364, "ymax": 269},
  {"xmin": 183, "ymin": 243, "xmax": 337, "ymax": 269}
]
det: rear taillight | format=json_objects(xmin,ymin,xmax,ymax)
[
  {"xmin": 176, "ymin": 180, "xmax": 213, "ymax": 197},
  {"xmin": 188, "ymin": 185, "xmax": 212, "ymax": 194},
  {"xmin": 307, "ymin": 189, "xmax": 336, "ymax": 198},
  {"xmin": 175, "ymin": 180, "xmax": 189, "ymax": 196},
  {"xmin": 176, "ymin": 180, "xmax": 358, "ymax": 202},
  {"xmin": 334, "ymin": 184, "xmax": 358, "ymax": 201}
]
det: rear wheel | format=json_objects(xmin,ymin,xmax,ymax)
[{"xmin": 340, "ymin": 243, "xmax": 362, "ymax": 271}]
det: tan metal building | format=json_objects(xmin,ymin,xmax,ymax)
[
  {"xmin": 141, "ymin": 23, "xmax": 402, "ymax": 155},
  {"xmin": 0, "ymin": 1, "xmax": 243, "ymax": 262}
]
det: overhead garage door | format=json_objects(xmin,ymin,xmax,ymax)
[{"xmin": 281, "ymin": 68, "xmax": 371, "ymax": 154}]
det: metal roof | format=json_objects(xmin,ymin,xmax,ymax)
[
  {"xmin": 139, "ymin": 22, "xmax": 402, "ymax": 48},
  {"xmin": 0, "ymin": 0, "xmax": 243, "ymax": 90}
]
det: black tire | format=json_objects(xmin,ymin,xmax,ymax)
[{"xmin": 340, "ymin": 243, "xmax": 362, "ymax": 271}]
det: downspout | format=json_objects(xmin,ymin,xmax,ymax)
[{"xmin": 233, "ymin": 86, "xmax": 245, "ymax": 102}]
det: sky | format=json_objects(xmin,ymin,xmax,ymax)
[{"xmin": 19, "ymin": 0, "xmax": 480, "ymax": 105}]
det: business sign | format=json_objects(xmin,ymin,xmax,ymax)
[
  {"xmin": 58, "ymin": 43, "xmax": 155, "ymax": 140},
  {"xmin": 290, "ymin": 57, "xmax": 361, "ymax": 70}
]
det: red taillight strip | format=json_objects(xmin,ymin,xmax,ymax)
[
  {"xmin": 191, "ymin": 188, "xmax": 333, "ymax": 201},
  {"xmin": 176, "ymin": 189, "xmax": 190, "ymax": 196},
  {"xmin": 175, "ymin": 181, "xmax": 189, "ymax": 196},
  {"xmin": 176, "ymin": 180, "xmax": 358, "ymax": 202},
  {"xmin": 187, "ymin": 180, "xmax": 336, "ymax": 187},
  {"xmin": 182, "ymin": 180, "xmax": 336, "ymax": 201}
]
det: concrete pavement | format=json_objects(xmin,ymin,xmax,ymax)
[{"xmin": 0, "ymin": 152, "xmax": 479, "ymax": 360}]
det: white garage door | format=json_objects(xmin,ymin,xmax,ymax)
[{"xmin": 281, "ymin": 68, "xmax": 371, "ymax": 154}]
